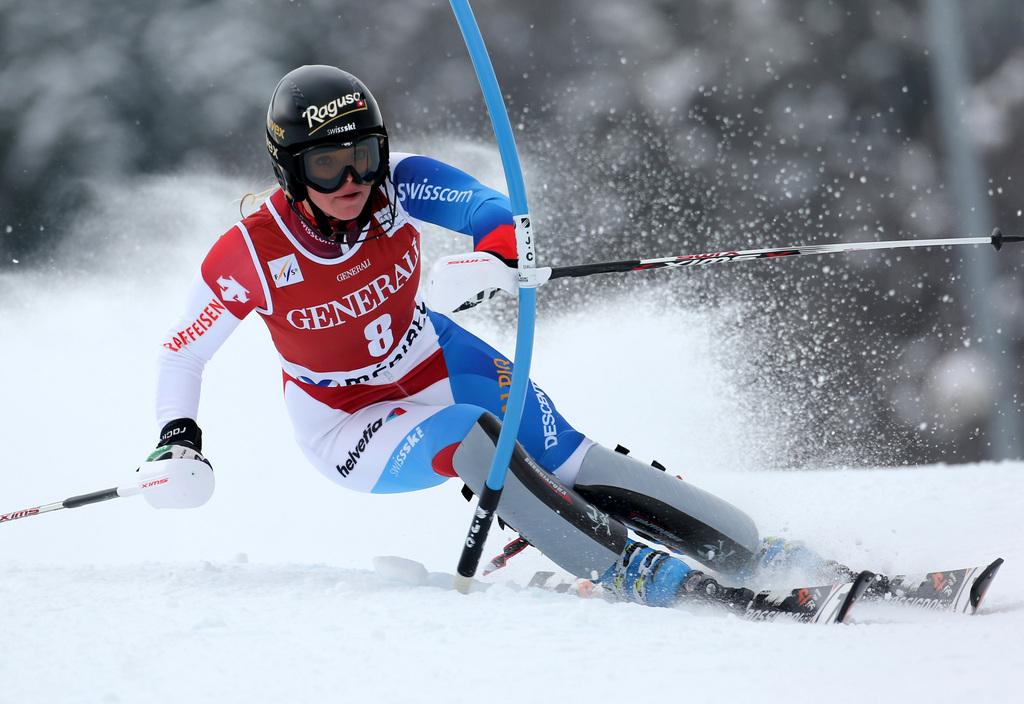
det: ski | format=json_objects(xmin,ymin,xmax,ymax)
[
  {"xmin": 376, "ymin": 556, "xmax": 868, "ymax": 623},
  {"xmin": 376, "ymin": 553, "xmax": 1002, "ymax": 621},
  {"xmin": 746, "ymin": 571, "xmax": 873, "ymax": 624},
  {"xmin": 864, "ymin": 558, "xmax": 1003, "ymax": 614},
  {"xmin": 527, "ymin": 569, "xmax": 873, "ymax": 624}
]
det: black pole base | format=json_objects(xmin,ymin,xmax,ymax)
[{"xmin": 457, "ymin": 485, "xmax": 502, "ymax": 579}]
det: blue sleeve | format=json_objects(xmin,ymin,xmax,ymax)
[{"xmin": 392, "ymin": 155, "xmax": 513, "ymax": 248}]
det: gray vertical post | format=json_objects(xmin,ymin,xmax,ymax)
[{"xmin": 924, "ymin": 0, "xmax": 1021, "ymax": 460}]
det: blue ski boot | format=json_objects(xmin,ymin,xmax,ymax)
[
  {"xmin": 598, "ymin": 539, "xmax": 753, "ymax": 610},
  {"xmin": 739, "ymin": 536, "xmax": 863, "ymax": 586}
]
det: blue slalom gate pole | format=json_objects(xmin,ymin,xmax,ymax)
[{"xmin": 448, "ymin": 0, "xmax": 540, "ymax": 590}]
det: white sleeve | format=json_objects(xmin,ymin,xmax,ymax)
[
  {"xmin": 156, "ymin": 345, "xmax": 205, "ymax": 427},
  {"xmin": 155, "ymin": 222, "xmax": 267, "ymax": 428},
  {"xmin": 156, "ymin": 273, "xmax": 244, "ymax": 425}
]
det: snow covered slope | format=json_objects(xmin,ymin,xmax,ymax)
[
  {"xmin": 2, "ymin": 464, "xmax": 1020, "ymax": 704},
  {"xmin": 1, "ymin": 175, "xmax": 1021, "ymax": 703}
]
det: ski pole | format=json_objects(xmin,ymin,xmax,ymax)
[
  {"xmin": 1, "ymin": 456, "xmax": 215, "ymax": 525},
  {"xmin": 0, "ymin": 472, "xmax": 172, "ymax": 526},
  {"xmin": 544, "ymin": 228, "xmax": 1023, "ymax": 281}
]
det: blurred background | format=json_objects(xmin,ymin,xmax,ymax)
[{"xmin": 1, "ymin": 0, "xmax": 1022, "ymax": 467}]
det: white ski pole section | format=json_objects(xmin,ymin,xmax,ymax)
[
  {"xmin": 0, "ymin": 460, "xmax": 214, "ymax": 526},
  {"xmin": 426, "ymin": 252, "xmax": 552, "ymax": 313},
  {"xmin": 135, "ymin": 458, "xmax": 215, "ymax": 509},
  {"xmin": 432, "ymin": 236, "xmax": 1001, "ymax": 301},
  {"xmin": 635, "ymin": 236, "xmax": 994, "ymax": 266},
  {"xmin": 543, "ymin": 233, "xmax": 1013, "ymax": 282}
]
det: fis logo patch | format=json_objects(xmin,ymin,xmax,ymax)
[{"xmin": 269, "ymin": 254, "xmax": 303, "ymax": 288}]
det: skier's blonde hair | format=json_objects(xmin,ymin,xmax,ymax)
[{"xmin": 238, "ymin": 186, "xmax": 277, "ymax": 217}]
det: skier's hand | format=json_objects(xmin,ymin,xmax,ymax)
[
  {"xmin": 456, "ymin": 251, "xmax": 517, "ymax": 311},
  {"xmin": 146, "ymin": 417, "xmax": 212, "ymax": 468},
  {"xmin": 480, "ymin": 250, "xmax": 518, "ymax": 270},
  {"xmin": 455, "ymin": 287, "xmax": 500, "ymax": 311},
  {"xmin": 137, "ymin": 418, "xmax": 214, "ymax": 509}
]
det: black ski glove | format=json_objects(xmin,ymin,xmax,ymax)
[
  {"xmin": 138, "ymin": 417, "xmax": 215, "ymax": 507},
  {"xmin": 456, "ymin": 251, "xmax": 518, "ymax": 311},
  {"xmin": 156, "ymin": 417, "xmax": 203, "ymax": 451},
  {"xmin": 147, "ymin": 418, "xmax": 211, "ymax": 467}
]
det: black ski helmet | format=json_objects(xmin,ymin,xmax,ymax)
[{"xmin": 265, "ymin": 65, "xmax": 390, "ymax": 205}]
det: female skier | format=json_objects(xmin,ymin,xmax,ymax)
[{"xmin": 147, "ymin": 64, "xmax": 790, "ymax": 610}]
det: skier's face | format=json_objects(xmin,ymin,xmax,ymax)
[{"xmin": 305, "ymin": 173, "xmax": 372, "ymax": 221}]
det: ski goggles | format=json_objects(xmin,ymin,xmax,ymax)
[{"xmin": 298, "ymin": 135, "xmax": 385, "ymax": 193}]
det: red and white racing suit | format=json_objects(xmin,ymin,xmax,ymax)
[{"xmin": 157, "ymin": 153, "xmax": 590, "ymax": 494}]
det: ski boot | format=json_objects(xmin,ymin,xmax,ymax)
[
  {"xmin": 678, "ymin": 571, "xmax": 755, "ymax": 614},
  {"xmin": 743, "ymin": 536, "xmax": 890, "ymax": 597},
  {"xmin": 737, "ymin": 536, "xmax": 834, "ymax": 583},
  {"xmin": 598, "ymin": 540, "xmax": 692, "ymax": 607},
  {"xmin": 598, "ymin": 539, "xmax": 754, "ymax": 611}
]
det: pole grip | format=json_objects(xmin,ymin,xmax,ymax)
[{"xmin": 62, "ymin": 487, "xmax": 120, "ymax": 509}]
